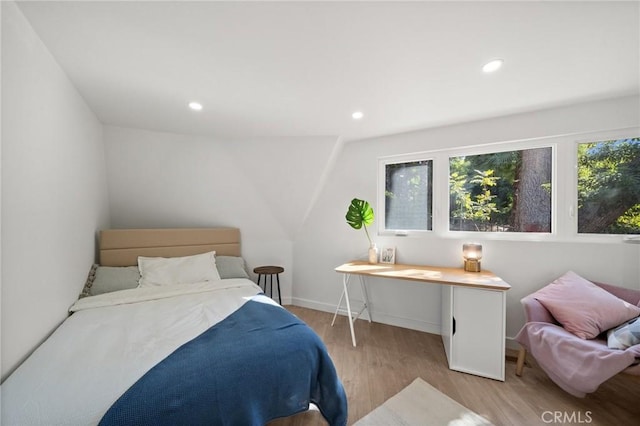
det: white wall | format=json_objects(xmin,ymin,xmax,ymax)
[
  {"xmin": 103, "ymin": 125, "xmax": 342, "ymax": 304},
  {"xmin": 1, "ymin": 2, "xmax": 110, "ymax": 381},
  {"xmin": 293, "ymin": 95, "xmax": 640, "ymax": 344}
]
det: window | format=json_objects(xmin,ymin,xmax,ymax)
[
  {"xmin": 378, "ymin": 127, "xmax": 638, "ymax": 241},
  {"xmin": 382, "ymin": 159, "xmax": 433, "ymax": 232},
  {"xmin": 577, "ymin": 137, "xmax": 640, "ymax": 234},
  {"xmin": 449, "ymin": 147, "xmax": 552, "ymax": 233}
]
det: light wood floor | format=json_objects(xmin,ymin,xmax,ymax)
[{"xmin": 269, "ymin": 306, "xmax": 640, "ymax": 426}]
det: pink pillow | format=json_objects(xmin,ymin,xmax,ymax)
[{"xmin": 533, "ymin": 271, "xmax": 640, "ymax": 339}]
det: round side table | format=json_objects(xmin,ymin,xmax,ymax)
[{"xmin": 253, "ymin": 265, "xmax": 284, "ymax": 305}]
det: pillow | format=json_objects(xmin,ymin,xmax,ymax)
[
  {"xmin": 79, "ymin": 264, "xmax": 99, "ymax": 298},
  {"xmin": 138, "ymin": 251, "xmax": 221, "ymax": 287},
  {"xmin": 90, "ymin": 266, "xmax": 140, "ymax": 296},
  {"xmin": 533, "ymin": 271, "xmax": 640, "ymax": 339},
  {"xmin": 607, "ymin": 316, "xmax": 640, "ymax": 350},
  {"xmin": 215, "ymin": 256, "xmax": 250, "ymax": 279}
]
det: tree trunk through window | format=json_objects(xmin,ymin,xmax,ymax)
[{"xmin": 513, "ymin": 148, "xmax": 552, "ymax": 232}]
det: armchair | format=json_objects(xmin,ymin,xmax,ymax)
[{"xmin": 515, "ymin": 280, "xmax": 640, "ymax": 397}]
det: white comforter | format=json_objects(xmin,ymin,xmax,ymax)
[{"xmin": 2, "ymin": 279, "xmax": 267, "ymax": 426}]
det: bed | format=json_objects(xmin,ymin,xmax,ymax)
[{"xmin": 2, "ymin": 228, "xmax": 348, "ymax": 426}]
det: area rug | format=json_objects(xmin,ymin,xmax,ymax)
[{"xmin": 354, "ymin": 378, "xmax": 493, "ymax": 426}]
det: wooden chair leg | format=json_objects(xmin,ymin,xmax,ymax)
[{"xmin": 516, "ymin": 346, "xmax": 527, "ymax": 377}]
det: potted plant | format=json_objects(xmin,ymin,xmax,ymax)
[{"xmin": 345, "ymin": 198, "xmax": 378, "ymax": 263}]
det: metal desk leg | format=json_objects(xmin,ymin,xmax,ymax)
[
  {"xmin": 331, "ymin": 273, "xmax": 357, "ymax": 347},
  {"xmin": 342, "ymin": 274, "xmax": 357, "ymax": 347},
  {"xmin": 331, "ymin": 274, "xmax": 347, "ymax": 326},
  {"xmin": 359, "ymin": 275, "xmax": 372, "ymax": 323}
]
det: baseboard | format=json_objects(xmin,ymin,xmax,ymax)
[
  {"xmin": 291, "ymin": 297, "xmax": 522, "ymax": 351},
  {"xmin": 505, "ymin": 336, "xmax": 520, "ymax": 350},
  {"xmin": 278, "ymin": 296, "xmax": 293, "ymax": 306},
  {"xmin": 291, "ymin": 297, "xmax": 441, "ymax": 335}
]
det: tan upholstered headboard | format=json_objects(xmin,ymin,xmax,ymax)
[{"xmin": 99, "ymin": 228, "xmax": 241, "ymax": 266}]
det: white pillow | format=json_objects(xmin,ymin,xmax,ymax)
[{"xmin": 138, "ymin": 251, "xmax": 221, "ymax": 288}]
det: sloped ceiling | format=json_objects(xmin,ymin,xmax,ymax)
[
  {"xmin": 103, "ymin": 125, "xmax": 341, "ymax": 240},
  {"xmin": 15, "ymin": 1, "xmax": 639, "ymax": 143},
  {"xmin": 226, "ymin": 136, "xmax": 342, "ymax": 238}
]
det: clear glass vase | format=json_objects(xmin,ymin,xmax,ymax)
[{"xmin": 368, "ymin": 243, "xmax": 378, "ymax": 264}]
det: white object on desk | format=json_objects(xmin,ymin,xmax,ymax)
[{"xmin": 333, "ymin": 261, "xmax": 510, "ymax": 381}]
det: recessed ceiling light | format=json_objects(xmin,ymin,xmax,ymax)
[
  {"xmin": 352, "ymin": 111, "xmax": 364, "ymax": 120},
  {"xmin": 188, "ymin": 101, "xmax": 203, "ymax": 111},
  {"xmin": 482, "ymin": 59, "xmax": 504, "ymax": 73}
]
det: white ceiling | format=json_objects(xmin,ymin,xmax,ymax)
[{"xmin": 16, "ymin": 1, "xmax": 640, "ymax": 142}]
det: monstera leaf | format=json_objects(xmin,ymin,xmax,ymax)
[{"xmin": 345, "ymin": 198, "xmax": 374, "ymax": 245}]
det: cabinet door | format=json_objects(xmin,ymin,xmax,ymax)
[{"xmin": 451, "ymin": 286, "xmax": 505, "ymax": 381}]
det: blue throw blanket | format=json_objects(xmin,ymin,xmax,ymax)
[{"xmin": 99, "ymin": 299, "xmax": 348, "ymax": 426}]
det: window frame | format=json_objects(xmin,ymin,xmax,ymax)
[
  {"xmin": 377, "ymin": 126, "xmax": 639, "ymax": 243},
  {"xmin": 377, "ymin": 152, "xmax": 436, "ymax": 237},
  {"xmin": 444, "ymin": 142, "xmax": 556, "ymax": 240}
]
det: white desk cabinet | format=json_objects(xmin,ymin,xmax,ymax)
[
  {"xmin": 442, "ymin": 285, "xmax": 506, "ymax": 381},
  {"xmin": 334, "ymin": 261, "xmax": 510, "ymax": 381}
]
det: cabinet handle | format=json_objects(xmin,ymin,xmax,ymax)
[{"xmin": 452, "ymin": 316, "xmax": 456, "ymax": 335}]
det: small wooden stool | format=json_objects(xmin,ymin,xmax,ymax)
[{"xmin": 253, "ymin": 265, "xmax": 283, "ymax": 305}]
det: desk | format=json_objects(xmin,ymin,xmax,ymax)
[{"xmin": 333, "ymin": 261, "xmax": 511, "ymax": 381}]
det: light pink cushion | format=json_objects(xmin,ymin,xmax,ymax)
[{"xmin": 533, "ymin": 271, "xmax": 640, "ymax": 339}]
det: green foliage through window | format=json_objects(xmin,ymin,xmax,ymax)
[
  {"xmin": 577, "ymin": 137, "xmax": 640, "ymax": 234},
  {"xmin": 449, "ymin": 148, "xmax": 552, "ymax": 232}
]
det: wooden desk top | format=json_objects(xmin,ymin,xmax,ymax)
[{"xmin": 335, "ymin": 261, "xmax": 511, "ymax": 291}]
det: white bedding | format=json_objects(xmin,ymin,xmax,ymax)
[{"xmin": 2, "ymin": 278, "xmax": 268, "ymax": 426}]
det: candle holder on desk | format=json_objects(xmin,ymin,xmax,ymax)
[{"xmin": 463, "ymin": 243, "xmax": 482, "ymax": 272}]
